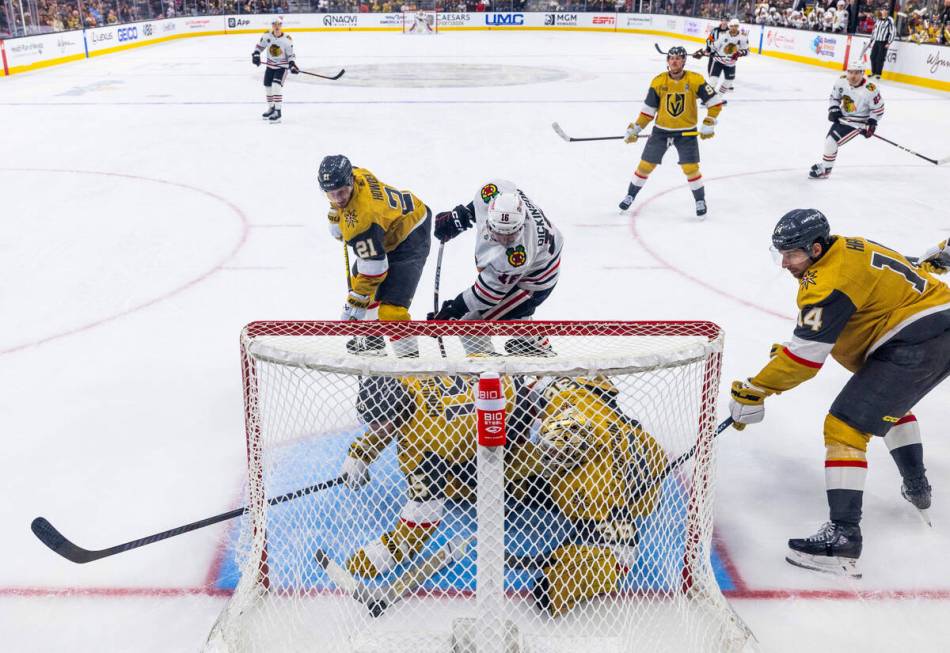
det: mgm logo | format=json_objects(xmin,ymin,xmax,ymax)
[{"xmin": 665, "ymin": 93, "xmax": 686, "ymax": 117}]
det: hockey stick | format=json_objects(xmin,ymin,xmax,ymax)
[
  {"xmin": 31, "ymin": 476, "xmax": 345, "ymax": 564},
  {"xmin": 358, "ymin": 536, "xmax": 472, "ymax": 617},
  {"xmin": 654, "ymin": 43, "xmax": 669, "ymax": 55},
  {"xmin": 872, "ymin": 133, "xmax": 947, "ymax": 165},
  {"xmin": 343, "ymin": 241, "xmax": 352, "ymax": 291},
  {"xmin": 299, "ymin": 68, "xmax": 345, "ymax": 81},
  {"xmin": 551, "ymin": 122, "xmax": 697, "ymax": 143},
  {"xmin": 432, "ymin": 240, "xmax": 448, "ymax": 357}
]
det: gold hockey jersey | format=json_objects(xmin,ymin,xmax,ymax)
[
  {"xmin": 635, "ymin": 70, "xmax": 724, "ymax": 132},
  {"xmin": 752, "ymin": 236, "xmax": 950, "ymax": 393},
  {"xmin": 337, "ymin": 167, "xmax": 428, "ymax": 298}
]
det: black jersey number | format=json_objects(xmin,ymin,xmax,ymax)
[
  {"xmin": 871, "ymin": 252, "xmax": 926, "ymax": 294},
  {"xmin": 384, "ymin": 187, "xmax": 415, "ymax": 215}
]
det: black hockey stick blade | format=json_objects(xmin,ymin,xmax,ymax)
[
  {"xmin": 300, "ymin": 68, "xmax": 345, "ymax": 80},
  {"xmin": 551, "ymin": 122, "xmax": 624, "ymax": 142},
  {"xmin": 32, "ymin": 476, "xmax": 345, "ymax": 564}
]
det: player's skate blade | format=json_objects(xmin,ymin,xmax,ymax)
[
  {"xmin": 785, "ymin": 550, "xmax": 862, "ymax": 578},
  {"xmin": 902, "ymin": 476, "xmax": 933, "ymax": 527},
  {"xmin": 808, "ymin": 164, "xmax": 831, "ymax": 179},
  {"xmin": 346, "ymin": 336, "xmax": 386, "ymax": 357}
]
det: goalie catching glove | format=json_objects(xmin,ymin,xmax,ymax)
[
  {"xmin": 729, "ymin": 380, "xmax": 767, "ymax": 431},
  {"xmin": 624, "ymin": 123, "xmax": 642, "ymax": 144},
  {"xmin": 342, "ymin": 291, "xmax": 371, "ymax": 321},
  {"xmin": 433, "ymin": 205, "xmax": 474, "ymax": 242}
]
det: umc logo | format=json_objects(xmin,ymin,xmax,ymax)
[{"xmin": 485, "ymin": 13, "xmax": 524, "ymax": 26}]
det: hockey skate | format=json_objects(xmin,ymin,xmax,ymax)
[
  {"xmin": 262, "ymin": 106, "xmax": 276, "ymax": 119},
  {"xmin": 786, "ymin": 521, "xmax": 862, "ymax": 578},
  {"xmin": 902, "ymin": 474, "xmax": 933, "ymax": 526},
  {"xmin": 808, "ymin": 163, "xmax": 831, "ymax": 179},
  {"xmin": 618, "ymin": 195, "xmax": 635, "ymax": 212},
  {"xmin": 695, "ymin": 199, "xmax": 707, "ymax": 218},
  {"xmin": 504, "ymin": 336, "xmax": 555, "ymax": 357},
  {"xmin": 268, "ymin": 109, "xmax": 282, "ymax": 123},
  {"xmin": 346, "ymin": 335, "xmax": 386, "ymax": 357}
]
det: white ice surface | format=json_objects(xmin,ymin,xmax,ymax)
[{"xmin": 2, "ymin": 29, "xmax": 950, "ymax": 652}]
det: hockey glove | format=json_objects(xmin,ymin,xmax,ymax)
[
  {"xmin": 342, "ymin": 291, "xmax": 371, "ymax": 321},
  {"xmin": 918, "ymin": 239, "xmax": 950, "ymax": 275},
  {"xmin": 288, "ymin": 61, "xmax": 299, "ymax": 74},
  {"xmin": 429, "ymin": 296, "xmax": 467, "ymax": 321},
  {"xmin": 434, "ymin": 205, "xmax": 474, "ymax": 242},
  {"xmin": 699, "ymin": 117, "xmax": 716, "ymax": 140},
  {"xmin": 624, "ymin": 123, "xmax": 642, "ymax": 144},
  {"xmin": 252, "ymin": 50, "xmax": 261, "ymax": 67},
  {"xmin": 729, "ymin": 380, "xmax": 767, "ymax": 430},
  {"xmin": 863, "ymin": 118, "xmax": 877, "ymax": 138},
  {"xmin": 828, "ymin": 106, "xmax": 842, "ymax": 123},
  {"xmin": 327, "ymin": 208, "xmax": 343, "ymax": 241},
  {"xmin": 691, "ymin": 48, "xmax": 706, "ymax": 59},
  {"xmin": 341, "ymin": 455, "xmax": 370, "ymax": 489}
]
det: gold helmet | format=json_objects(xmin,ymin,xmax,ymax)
[{"xmin": 538, "ymin": 406, "xmax": 596, "ymax": 471}]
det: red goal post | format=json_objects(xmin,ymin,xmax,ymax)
[{"xmin": 205, "ymin": 320, "xmax": 753, "ymax": 653}]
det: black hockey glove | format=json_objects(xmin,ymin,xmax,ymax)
[
  {"xmin": 863, "ymin": 118, "xmax": 877, "ymax": 138},
  {"xmin": 428, "ymin": 296, "xmax": 467, "ymax": 320},
  {"xmin": 827, "ymin": 106, "xmax": 842, "ymax": 123},
  {"xmin": 288, "ymin": 61, "xmax": 299, "ymax": 74},
  {"xmin": 434, "ymin": 205, "xmax": 475, "ymax": 243},
  {"xmin": 252, "ymin": 51, "xmax": 261, "ymax": 67}
]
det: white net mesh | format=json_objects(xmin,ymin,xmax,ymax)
[{"xmin": 205, "ymin": 321, "xmax": 753, "ymax": 653}]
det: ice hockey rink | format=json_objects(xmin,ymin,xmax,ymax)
[{"xmin": 2, "ymin": 26, "xmax": 950, "ymax": 652}]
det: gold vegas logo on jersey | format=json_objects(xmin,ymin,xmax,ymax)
[{"xmin": 666, "ymin": 93, "xmax": 686, "ymax": 117}]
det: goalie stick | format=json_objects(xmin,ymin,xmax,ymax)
[
  {"xmin": 433, "ymin": 240, "xmax": 447, "ymax": 358},
  {"xmin": 299, "ymin": 68, "xmax": 346, "ymax": 81},
  {"xmin": 317, "ymin": 536, "xmax": 472, "ymax": 617},
  {"xmin": 31, "ymin": 476, "xmax": 345, "ymax": 564},
  {"xmin": 551, "ymin": 122, "xmax": 697, "ymax": 143}
]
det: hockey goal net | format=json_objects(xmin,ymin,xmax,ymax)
[
  {"xmin": 205, "ymin": 320, "xmax": 753, "ymax": 653},
  {"xmin": 402, "ymin": 9, "xmax": 438, "ymax": 34}
]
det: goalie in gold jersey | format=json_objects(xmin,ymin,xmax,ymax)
[
  {"xmin": 339, "ymin": 374, "xmax": 534, "ymax": 578},
  {"xmin": 730, "ymin": 209, "xmax": 950, "ymax": 577},
  {"xmin": 510, "ymin": 376, "xmax": 667, "ymax": 617},
  {"xmin": 619, "ymin": 46, "xmax": 725, "ymax": 218},
  {"xmin": 319, "ymin": 155, "xmax": 431, "ymax": 357}
]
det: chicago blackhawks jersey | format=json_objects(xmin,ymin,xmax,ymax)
[
  {"xmin": 750, "ymin": 236, "xmax": 950, "ymax": 394},
  {"xmin": 335, "ymin": 167, "xmax": 428, "ymax": 300},
  {"xmin": 636, "ymin": 71, "xmax": 725, "ymax": 132},
  {"xmin": 710, "ymin": 30, "xmax": 750, "ymax": 66},
  {"xmin": 829, "ymin": 77, "xmax": 885, "ymax": 125},
  {"xmin": 460, "ymin": 179, "xmax": 563, "ymax": 319},
  {"xmin": 255, "ymin": 30, "xmax": 295, "ymax": 69}
]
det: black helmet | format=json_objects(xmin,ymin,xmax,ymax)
[
  {"xmin": 318, "ymin": 154, "xmax": 353, "ymax": 192},
  {"xmin": 667, "ymin": 46, "xmax": 688, "ymax": 59},
  {"xmin": 772, "ymin": 209, "xmax": 831, "ymax": 253},
  {"xmin": 356, "ymin": 376, "xmax": 414, "ymax": 427}
]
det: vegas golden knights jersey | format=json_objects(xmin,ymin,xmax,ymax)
[
  {"xmin": 752, "ymin": 236, "xmax": 950, "ymax": 393},
  {"xmin": 636, "ymin": 71, "xmax": 724, "ymax": 132},
  {"xmin": 337, "ymin": 167, "xmax": 428, "ymax": 299}
]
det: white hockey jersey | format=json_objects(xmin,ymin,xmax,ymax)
[
  {"xmin": 833, "ymin": 9, "xmax": 849, "ymax": 32},
  {"xmin": 461, "ymin": 179, "xmax": 563, "ymax": 319},
  {"xmin": 710, "ymin": 31, "xmax": 749, "ymax": 67},
  {"xmin": 830, "ymin": 77, "xmax": 885, "ymax": 125},
  {"xmin": 255, "ymin": 30, "xmax": 295, "ymax": 69}
]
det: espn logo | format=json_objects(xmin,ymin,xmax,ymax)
[{"xmin": 592, "ymin": 16, "xmax": 615, "ymax": 25}]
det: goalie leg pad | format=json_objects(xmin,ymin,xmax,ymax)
[{"xmin": 535, "ymin": 544, "xmax": 620, "ymax": 617}]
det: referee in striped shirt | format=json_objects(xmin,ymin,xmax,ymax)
[{"xmin": 869, "ymin": 10, "xmax": 895, "ymax": 80}]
